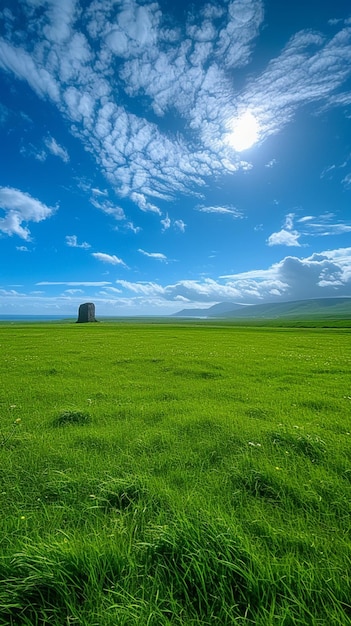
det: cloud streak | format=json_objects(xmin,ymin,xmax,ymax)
[
  {"xmin": 92, "ymin": 252, "xmax": 127, "ymax": 266},
  {"xmin": 197, "ymin": 205, "xmax": 243, "ymax": 217},
  {"xmin": 138, "ymin": 248, "xmax": 168, "ymax": 261},
  {"xmin": 268, "ymin": 212, "xmax": 351, "ymax": 246}
]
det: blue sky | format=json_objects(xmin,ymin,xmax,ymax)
[{"xmin": 0, "ymin": 0, "xmax": 351, "ymax": 316}]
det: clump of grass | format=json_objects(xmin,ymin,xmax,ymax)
[
  {"xmin": 142, "ymin": 515, "xmax": 258, "ymax": 621},
  {"xmin": 270, "ymin": 429, "xmax": 326, "ymax": 463},
  {"xmin": 0, "ymin": 418, "xmax": 22, "ymax": 447},
  {"xmin": 0, "ymin": 538, "xmax": 127, "ymax": 626},
  {"xmin": 97, "ymin": 475, "xmax": 149, "ymax": 511},
  {"xmin": 52, "ymin": 410, "xmax": 91, "ymax": 427}
]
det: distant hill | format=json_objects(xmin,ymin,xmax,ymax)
[
  {"xmin": 173, "ymin": 297, "xmax": 351, "ymax": 319},
  {"xmin": 172, "ymin": 302, "xmax": 242, "ymax": 317}
]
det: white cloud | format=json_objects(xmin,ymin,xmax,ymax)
[
  {"xmin": 0, "ymin": 289, "xmax": 25, "ymax": 297},
  {"xmin": 160, "ymin": 214, "xmax": 186, "ymax": 233},
  {"xmin": 91, "ymin": 187, "xmax": 108, "ymax": 196},
  {"xmin": 100, "ymin": 286, "xmax": 122, "ymax": 294},
  {"xmin": 267, "ymin": 213, "xmax": 301, "ymax": 247},
  {"xmin": 174, "ymin": 219, "xmax": 186, "ymax": 233},
  {"xmin": 43, "ymin": 0, "xmax": 78, "ymax": 43},
  {"xmin": 125, "ymin": 221, "xmax": 142, "ymax": 234},
  {"xmin": 64, "ymin": 288, "xmax": 84, "ymax": 295},
  {"xmin": 328, "ymin": 18, "xmax": 343, "ymax": 26},
  {"xmin": 298, "ymin": 215, "xmax": 315, "ymax": 223},
  {"xmin": 37, "ymin": 281, "xmax": 111, "ymax": 286},
  {"xmin": 44, "ymin": 136, "xmax": 70, "ymax": 162},
  {"xmin": 92, "ymin": 252, "xmax": 127, "ymax": 266},
  {"xmin": 221, "ymin": 248, "xmax": 351, "ymax": 301},
  {"xmin": 297, "ymin": 212, "xmax": 351, "ymax": 237},
  {"xmin": 138, "ymin": 249, "xmax": 167, "ymax": 261},
  {"xmin": 238, "ymin": 27, "xmax": 351, "ymax": 139},
  {"xmin": 0, "ymin": 40, "xmax": 60, "ymax": 102},
  {"xmin": 130, "ymin": 193, "xmax": 161, "ymax": 214},
  {"xmin": 215, "ymin": 0, "xmax": 264, "ymax": 69},
  {"xmin": 267, "ymin": 229, "xmax": 301, "ymax": 247},
  {"xmin": 197, "ymin": 205, "xmax": 243, "ymax": 217},
  {"xmin": 116, "ymin": 280, "xmax": 165, "ymax": 296},
  {"xmin": 20, "ymin": 143, "xmax": 47, "ymax": 162},
  {"xmin": 16, "ymin": 246, "xmax": 29, "ymax": 252},
  {"xmin": 0, "ymin": 186, "xmax": 55, "ymax": 240},
  {"xmin": 161, "ymin": 214, "xmax": 171, "ymax": 231},
  {"xmin": 90, "ymin": 198, "xmax": 125, "ymax": 220},
  {"xmin": 65, "ymin": 235, "xmax": 90, "ymax": 249},
  {"xmin": 305, "ymin": 222, "xmax": 351, "ymax": 236}
]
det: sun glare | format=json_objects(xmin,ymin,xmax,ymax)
[{"xmin": 227, "ymin": 111, "xmax": 260, "ymax": 152}]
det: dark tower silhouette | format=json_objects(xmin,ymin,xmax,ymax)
[{"xmin": 77, "ymin": 302, "xmax": 97, "ymax": 323}]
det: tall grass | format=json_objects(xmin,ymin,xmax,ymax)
[{"xmin": 0, "ymin": 322, "xmax": 350, "ymax": 624}]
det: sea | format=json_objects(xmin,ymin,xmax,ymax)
[{"xmin": 0, "ymin": 315, "xmax": 75, "ymax": 322}]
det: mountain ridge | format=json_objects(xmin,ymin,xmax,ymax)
[{"xmin": 172, "ymin": 297, "xmax": 351, "ymax": 319}]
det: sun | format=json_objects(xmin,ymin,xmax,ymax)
[{"xmin": 227, "ymin": 111, "xmax": 260, "ymax": 152}]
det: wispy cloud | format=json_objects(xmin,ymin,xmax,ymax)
[
  {"xmin": 92, "ymin": 252, "xmax": 127, "ymax": 266},
  {"xmin": 238, "ymin": 27, "xmax": 351, "ymax": 138},
  {"xmin": 267, "ymin": 211, "xmax": 351, "ymax": 247},
  {"xmin": 91, "ymin": 187, "xmax": 108, "ymax": 197},
  {"xmin": 267, "ymin": 213, "xmax": 301, "ymax": 247},
  {"xmin": 265, "ymin": 158, "xmax": 277, "ymax": 168},
  {"xmin": 44, "ymin": 136, "xmax": 70, "ymax": 162},
  {"xmin": 125, "ymin": 221, "xmax": 142, "ymax": 234},
  {"xmin": 138, "ymin": 249, "xmax": 168, "ymax": 261},
  {"xmin": 116, "ymin": 280, "xmax": 165, "ymax": 296},
  {"xmin": 299, "ymin": 214, "xmax": 351, "ymax": 236},
  {"xmin": 160, "ymin": 214, "xmax": 186, "ymax": 232},
  {"xmin": 174, "ymin": 219, "xmax": 186, "ymax": 233},
  {"xmin": 0, "ymin": 288, "xmax": 25, "ymax": 297},
  {"xmin": 0, "ymin": 186, "xmax": 55, "ymax": 240},
  {"xmin": 37, "ymin": 281, "xmax": 111, "ymax": 287},
  {"xmin": 20, "ymin": 143, "xmax": 47, "ymax": 162},
  {"xmin": 197, "ymin": 205, "xmax": 243, "ymax": 217},
  {"xmin": 65, "ymin": 235, "xmax": 91, "ymax": 249},
  {"xmin": 90, "ymin": 198, "xmax": 125, "ymax": 221},
  {"xmin": 161, "ymin": 214, "xmax": 171, "ymax": 231}
]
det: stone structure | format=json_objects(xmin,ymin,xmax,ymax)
[{"xmin": 77, "ymin": 302, "xmax": 97, "ymax": 323}]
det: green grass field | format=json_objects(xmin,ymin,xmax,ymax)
[{"xmin": 0, "ymin": 321, "xmax": 350, "ymax": 625}]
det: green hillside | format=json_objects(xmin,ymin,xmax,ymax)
[{"xmin": 174, "ymin": 297, "xmax": 351, "ymax": 319}]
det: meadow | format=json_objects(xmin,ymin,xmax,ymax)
[{"xmin": 0, "ymin": 320, "xmax": 350, "ymax": 625}]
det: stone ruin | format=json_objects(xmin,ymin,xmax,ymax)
[{"xmin": 77, "ymin": 302, "xmax": 97, "ymax": 323}]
